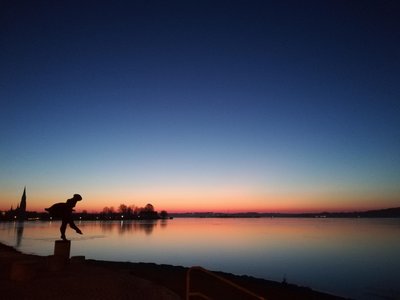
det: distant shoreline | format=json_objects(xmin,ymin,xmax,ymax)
[
  {"xmin": 1, "ymin": 206, "xmax": 399, "ymax": 222},
  {"xmin": 170, "ymin": 207, "xmax": 400, "ymax": 218}
]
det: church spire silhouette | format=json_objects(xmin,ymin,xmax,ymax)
[{"xmin": 17, "ymin": 187, "xmax": 26, "ymax": 221}]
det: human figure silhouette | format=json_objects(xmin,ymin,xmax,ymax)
[{"xmin": 45, "ymin": 194, "xmax": 83, "ymax": 240}]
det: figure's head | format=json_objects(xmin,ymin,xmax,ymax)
[
  {"xmin": 72, "ymin": 194, "xmax": 82, "ymax": 201},
  {"xmin": 66, "ymin": 194, "xmax": 82, "ymax": 207}
]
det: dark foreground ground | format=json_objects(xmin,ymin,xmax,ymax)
[{"xmin": 0, "ymin": 242, "xmax": 349, "ymax": 299}]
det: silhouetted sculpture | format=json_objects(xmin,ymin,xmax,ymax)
[{"xmin": 45, "ymin": 194, "xmax": 83, "ymax": 240}]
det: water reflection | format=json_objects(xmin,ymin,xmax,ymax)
[
  {"xmin": 1, "ymin": 218, "xmax": 399, "ymax": 300},
  {"xmin": 99, "ymin": 220, "xmax": 162, "ymax": 235},
  {"xmin": 15, "ymin": 221, "xmax": 24, "ymax": 247},
  {"xmin": 160, "ymin": 219, "xmax": 168, "ymax": 228}
]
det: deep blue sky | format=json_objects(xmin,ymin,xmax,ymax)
[{"xmin": 1, "ymin": 1, "xmax": 399, "ymax": 212}]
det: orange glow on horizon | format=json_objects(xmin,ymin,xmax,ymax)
[{"xmin": 1, "ymin": 185, "xmax": 398, "ymax": 214}]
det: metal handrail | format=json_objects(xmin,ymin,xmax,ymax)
[{"xmin": 186, "ymin": 266, "xmax": 266, "ymax": 300}]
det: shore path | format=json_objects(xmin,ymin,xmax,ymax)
[{"xmin": 0, "ymin": 242, "xmax": 347, "ymax": 299}]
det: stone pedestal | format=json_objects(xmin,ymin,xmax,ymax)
[
  {"xmin": 47, "ymin": 255, "xmax": 67, "ymax": 271},
  {"xmin": 54, "ymin": 240, "xmax": 71, "ymax": 260},
  {"xmin": 47, "ymin": 240, "xmax": 71, "ymax": 271}
]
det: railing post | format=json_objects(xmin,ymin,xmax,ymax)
[{"xmin": 186, "ymin": 266, "xmax": 265, "ymax": 300}]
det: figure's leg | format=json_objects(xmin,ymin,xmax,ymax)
[
  {"xmin": 69, "ymin": 221, "xmax": 82, "ymax": 234},
  {"xmin": 60, "ymin": 221, "xmax": 67, "ymax": 240}
]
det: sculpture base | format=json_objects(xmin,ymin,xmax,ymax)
[
  {"xmin": 54, "ymin": 240, "xmax": 71, "ymax": 260},
  {"xmin": 47, "ymin": 240, "xmax": 71, "ymax": 271}
]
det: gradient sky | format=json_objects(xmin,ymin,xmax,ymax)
[{"xmin": 1, "ymin": 1, "xmax": 399, "ymax": 213}]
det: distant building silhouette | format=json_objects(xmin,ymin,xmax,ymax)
[
  {"xmin": 7, "ymin": 187, "xmax": 27, "ymax": 221},
  {"xmin": 17, "ymin": 187, "xmax": 27, "ymax": 221}
]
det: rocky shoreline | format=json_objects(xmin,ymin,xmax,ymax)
[{"xmin": 0, "ymin": 242, "xmax": 349, "ymax": 299}]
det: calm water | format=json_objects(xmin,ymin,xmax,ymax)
[{"xmin": 1, "ymin": 218, "xmax": 399, "ymax": 299}]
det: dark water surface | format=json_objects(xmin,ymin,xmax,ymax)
[{"xmin": 1, "ymin": 218, "xmax": 399, "ymax": 299}]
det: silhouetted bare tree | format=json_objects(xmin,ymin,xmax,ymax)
[
  {"xmin": 160, "ymin": 210, "xmax": 168, "ymax": 219},
  {"xmin": 119, "ymin": 204, "xmax": 128, "ymax": 215},
  {"xmin": 138, "ymin": 203, "xmax": 158, "ymax": 219}
]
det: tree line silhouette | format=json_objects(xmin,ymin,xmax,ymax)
[
  {"xmin": 0, "ymin": 203, "xmax": 169, "ymax": 221},
  {"xmin": 101, "ymin": 203, "xmax": 169, "ymax": 220}
]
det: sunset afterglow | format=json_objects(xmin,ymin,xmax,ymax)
[{"xmin": 1, "ymin": 1, "xmax": 399, "ymax": 213}]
